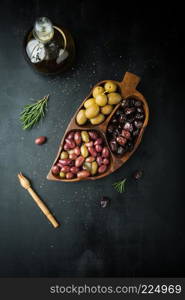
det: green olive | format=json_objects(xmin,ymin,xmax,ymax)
[
  {"xmin": 101, "ymin": 104, "xmax": 113, "ymax": 115},
  {"xmin": 84, "ymin": 98, "xmax": 96, "ymax": 109},
  {"xmin": 81, "ymin": 131, "xmax": 90, "ymax": 143},
  {"xmin": 104, "ymin": 81, "xmax": 117, "ymax": 92},
  {"xmin": 60, "ymin": 151, "xmax": 69, "ymax": 159},
  {"xmin": 95, "ymin": 94, "xmax": 107, "ymax": 107},
  {"xmin": 91, "ymin": 161, "xmax": 98, "ymax": 175},
  {"xmin": 92, "ymin": 86, "xmax": 105, "ymax": 98},
  {"xmin": 85, "ymin": 104, "xmax": 99, "ymax": 119},
  {"xmin": 108, "ymin": 92, "xmax": 122, "ymax": 105},
  {"xmin": 83, "ymin": 162, "xmax": 92, "ymax": 172},
  {"xmin": 90, "ymin": 113, "xmax": 105, "ymax": 125},
  {"xmin": 76, "ymin": 109, "xmax": 87, "ymax": 125},
  {"xmin": 59, "ymin": 172, "xmax": 66, "ymax": 178},
  {"xmin": 81, "ymin": 144, "xmax": 89, "ymax": 158}
]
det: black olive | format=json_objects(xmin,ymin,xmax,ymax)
[
  {"xmin": 134, "ymin": 120, "xmax": 143, "ymax": 128},
  {"xmin": 124, "ymin": 122, "xmax": 134, "ymax": 132},
  {"xmin": 127, "ymin": 142, "xmax": 134, "ymax": 152},
  {"xmin": 135, "ymin": 113, "xmax": 144, "ymax": 120},
  {"xmin": 100, "ymin": 196, "xmax": 110, "ymax": 208},
  {"xmin": 121, "ymin": 99, "xmax": 129, "ymax": 108},
  {"xmin": 128, "ymin": 98, "xmax": 136, "ymax": 106},
  {"xmin": 137, "ymin": 107, "xmax": 144, "ymax": 113},
  {"xmin": 111, "ymin": 117, "xmax": 118, "ymax": 124},
  {"xmin": 116, "ymin": 109, "xmax": 122, "ymax": 116},
  {"xmin": 117, "ymin": 146, "xmax": 126, "ymax": 155},
  {"xmin": 126, "ymin": 115, "xmax": 135, "ymax": 123},
  {"xmin": 133, "ymin": 129, "xmax": 139, "ymax": 136},
  {"xmin": 119, "ymin": 114, "xmax": 127, "ymax": 123},
  {"xmin": 110, "ymin": 139, "xmax": 118, "ymax": 152},
  {"xmin": 135, "ymin": 100, "xmax": 142, "ymax": 107},
  {"xmin": 107, "ymin": 124, "xmax": 114, "ymax": 133},
  {"xmin": 125, "ymin": 107, "xmax": 136, "ymax": 115}
]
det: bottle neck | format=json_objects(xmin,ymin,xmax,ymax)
[{"xmin": 33, "ymin": 17, "xmax": 54, "ymax": 43}]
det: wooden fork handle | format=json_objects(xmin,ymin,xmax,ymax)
[{"xmin": 28, "ymin": 187, "xmax": 59, "ymax": 228}]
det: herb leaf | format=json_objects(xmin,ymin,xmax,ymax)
[
  {"xmin": 20, "ymin": 95, "xmax": 49, "ymax": 130},
  {"xmin": 113, "ymin": 178, "xmax": 127, "ymax": 193}
]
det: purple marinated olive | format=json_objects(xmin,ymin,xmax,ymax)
[
  {"xmin": 88, "ymin": 131, "xmax": 98, "ymax": 140},
  {"xmin": 64, "ymin": 143, "xmax": 71, "ymax": 151},
  {"xmin": 88, "ymin": 146, "xmax": 97, "ymax": 157},
  {"xmin": 98, "ymin": 164, "xmax": 107, "ymax": 173},
  {"xmin": 74, "ymin": 146, "xmax": 81, "ymax": 156},
  {"xmin": 66, "ymin": 131, "xmax": 75, "ymax": 140},
  {"xmin": 96, "ymin": 156, "xmax": 103, "ymax": 166},
  {"xmin": 74, "ymin": 131, "xmax": 82, "ymax": 145},
  {"xmin": 59, "ymin": 159, "xmax": 72, "ymax": 166},
  {"xmin": 70, "ymin": 167, "xmax": 80, "ymax": 174},
  {"xmin": 94, "ymin": 138, "xmax": 103, "ymax": 145},
  {"xmin": 66, "ymin": 172, "xmax": 75, "ymax": 179},
  {"xmin": 77, "ymin": 170, "xmax": 90, "ymax": 179},
  {"xmin": 121, "ymin": 130, "xmax": 131, "ymax": 139},
  {"xmin": 61, "ymin": 165, "xmax": 70, "ymax": 173},
  {"xmin": 69, "ymin": 153, "xmax": 78, "ymax": 160},
  {"xmin": 65, "ymin": 138, "xmax": 76, "ymax": 149},
  {"xmin": 102, "ymin": 147, "xmax": 109, "ymax": 158},
  {"xmin": 57, "ymin": 163, "xmax": 63, "ymax": 168},
  {"xmin": 85, "ymin": 141, "xmax": 94, "ymax": 147},
  {"xmin": 86, "ymin": 156, "xmax": 95, "ymax": 163},
  {"xmin": 51, "ymin": 165, "xmax": 60, "ymax": 175},
  {"xmin": 116, "ymin": 136, "xmax": 127, "ymax": 146},
  {"xmin": 75, "ymin": 156, "xmax": 85, "ymax": 167},
  {"xmin": 35, "ymin": 136, "xmax": 47, "ymax": 145},
  {"xmin": 103, "ymin": 158, "xmax": 109, "ymax": 165},
  {"xmin": 95, "ymin": 144, "xmax": 103, "ymax": 153}
]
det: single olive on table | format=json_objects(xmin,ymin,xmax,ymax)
[
  {"xmin": 76, "ymin": 81, "xmax": 122, "ymax": 126},
  {"xmin": 51, "ymin": 130, "xmax": 111, "ymax": 180},
  {"xmin": 35, "ymin": 136, "xmax": 47, "ymax": 145},
  {"xmin": 106, "ymin": 98, "xmax": 145, "ymax": 156}
]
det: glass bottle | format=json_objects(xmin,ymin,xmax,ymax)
[{"xmin": 24, "ymin": 17, "xmax": 75, "ymax": 74}]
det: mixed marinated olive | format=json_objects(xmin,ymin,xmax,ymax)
[
  {"xmin": 51, "ymin": 130, "xmax": 110, "ymax": 179},
  {"xmin": 107, "ymin": 98, "xmax": 145, "ymax": 156},
  {"xmin": 76, "ymin": 81, "xmax": 122, "ymax": 126}
]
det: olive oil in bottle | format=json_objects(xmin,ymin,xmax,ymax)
[{"xmin": 24, "ymin": 17, "xmax": 75, "ymax": 74}]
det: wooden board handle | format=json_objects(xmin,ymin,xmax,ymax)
[
  {"xmin": 28, "ymin": 188, "xmax": 59, "ymax": 228},
  {"xmin": 121, "ymin": 72, "xmax": 141, "ymax": 89}
]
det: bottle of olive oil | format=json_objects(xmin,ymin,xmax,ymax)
[{"xmin": 24, "ymin": 17, "xmax": 75, "ymax": 74}]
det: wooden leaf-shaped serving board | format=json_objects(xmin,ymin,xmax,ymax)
[{"xmin": 47, "ymin": 72, "xmax": 149, "ymax": 182}]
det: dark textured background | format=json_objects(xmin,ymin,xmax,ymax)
[{"xmin": 0, "ymin": 0, "xmax": 184, "ymax": 277}]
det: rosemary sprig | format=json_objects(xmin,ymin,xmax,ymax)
[
  {"xmin": 20, "ymin": 95, "xmax": 49, "ymax": 130},
  {"xmin": 113, "ymin": 178, "xmax": 127, "ymax": 193}
]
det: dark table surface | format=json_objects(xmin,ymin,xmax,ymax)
[{"xmin": 0, "ymin": 0, "xmax": 184, "ymax": 277}]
